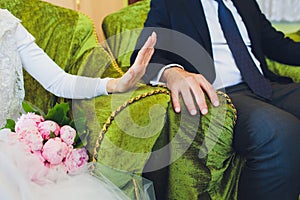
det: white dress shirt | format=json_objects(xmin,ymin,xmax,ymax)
[
  {"xmin": 151, "ymin": 0, "xmax": 264, "ymax": 90},
  {"xmin": 16, "ymin": 22, "xmax": 110, "ymax": 99}
]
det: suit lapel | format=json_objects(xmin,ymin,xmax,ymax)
[{"xmin": 182, "ymin": 0, "xmax": 213, "ymax": 56}]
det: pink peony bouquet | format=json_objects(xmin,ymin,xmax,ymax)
[{"xmin": 12, "ymin": 112, "xmax": 89, "ymax": 174}]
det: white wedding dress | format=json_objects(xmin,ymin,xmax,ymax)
[{"xmin": 0, "ymin": 9, "xmax": 147, "ymax": 200}]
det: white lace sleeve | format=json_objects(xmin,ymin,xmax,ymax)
[{"xmin": 0, "ymin": 9, "xmax": 25, "ymax": 126}]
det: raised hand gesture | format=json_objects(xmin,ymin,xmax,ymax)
[{"xmin": 106, "ymin": 32, "xmax": 157, "ymax": 93}]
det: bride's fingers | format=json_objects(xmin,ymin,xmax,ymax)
[
  {"xmin": 131, "ymin": 38, "xmax": 156, "ymax": 81},
  {"xmin": 134, "ymin": 45, "xmax": 149, "ymax": 67},
  {"xmin": 142, "ymin": 32, "xmax": 156, "ymax": 50},
  {"xmin": 140, "ymin": 44, "xmax": 154, "ymax": 64},
  {"xmin": 117, "ymin": 32, "xmax": 157, "ymax": 91},
  {"xmin": 133, "ymin": 41, "xmax": 155, "ymax": 75},
  {"xmin": 134, "ymin": 32, "xmax": 157, "ymax": 66},
  {"xmin": 142, "ymin": 48, "xmax": 154, "ymax": 66}
]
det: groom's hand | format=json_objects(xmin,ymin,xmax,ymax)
[{"xmin": 162, "ymin": 67, "xmax": 219, "ymax": 115}]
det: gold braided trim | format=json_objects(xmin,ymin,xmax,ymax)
[
  {"xmin": 90, "ymin": 89, "xmax": 236, "ymax": 166},
  {"xmin": 78, "ymin": 10, "xmax": 124, "ymax": 78},
  {"xmin": 96, "ymin": 20, "xmax": 125, "ymax": 77},
  {"xmin": 216, "ymin": 91, "xmax": 237, "ymax": 125},
  {"xmin": 77, "ymin": 12, "xmax": 99, "ymax": 44},
  {"xmin": 132, "ymin": 178, "xmax": 140, "ymax": 200},
  {"xmin": 96, "ymin": 38, "xmax": 125, "ymax": 77},
  {"xmin": 89, "ymin": 89, "xmax": 237, "ymax": 194},
  {"xmin": 91, "ymin": 88, "xmax": 170, "ymax": 165},
  {"xmin": 103, "ymin": 39, "xmax": 125, "ymax": 76},
  {"xmin": 91, "ymin": 89, "xmax": 236, "ymax": 163},
  {"xmin": 84, "ymin": 12, "xmax": 124, "ymax": 76}
]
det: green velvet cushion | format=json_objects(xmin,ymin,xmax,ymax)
[{"xmin": 266, "ymin": 30, "xmax": 300, "ymax": 82}]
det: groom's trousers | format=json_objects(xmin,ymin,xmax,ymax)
[{"xmin": 226, "ymin": 82, "xmax": 300, "ymax": 200}]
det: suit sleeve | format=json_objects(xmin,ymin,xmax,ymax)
[
  {"xmin": 130, "ymin": 0, "xmax": 178, "ymax": 83},
  {"xmin": 254, "ymin": 1, "xmax": 300, "ymax": 66}
]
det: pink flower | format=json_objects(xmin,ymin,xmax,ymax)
[
  {"xmin": 38, "ymin": 120, "xmax": 60, "ymax": 140},
  {"xmin": 64, "ymin": 148, "xmax": 88, "ymax": 173},
  {"xmin": 60, "ymin": 125, "xmax": 76, "ymax": 145},
  {"xmin": 42, "ymin": 138, "xmax": 69, "ymax": 165},
  {"xmin": 11, "ymin": 112, "xmax": 91, "ymax": 178},
  {"xmin": 15, "ymin": 113, "xmax": 44, "ymax": 132},
  {"xmin": 18, "ymin": 126, "xmax": 43, "ymax": 151},
  {"xmin": 16, "ymin": 119, "xmax": 38, "ymax": 134}
]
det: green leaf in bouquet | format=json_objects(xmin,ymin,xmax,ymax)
[
  {"xmin": 45, "ymin": 102, "xmax": 71, "ymax": 126},
  {"xmin": 22, "ymin": 101, "xmax": 45, "ymax": 116},
  {"xmin": 1, "ymin": 119, "xmax": 15, "ymax": 132},
  {"xmin": 50, "ymin": 131, "xmax": 56, "ymax": 138}
]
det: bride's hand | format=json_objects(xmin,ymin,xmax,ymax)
[{"xmin": 106, "ymin": 32, "xmax": 157, "ymax": 93}]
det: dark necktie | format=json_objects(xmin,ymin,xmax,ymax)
[{"xmin": 215, "ymin": 0, "xmax": 272, "ymax": 99}]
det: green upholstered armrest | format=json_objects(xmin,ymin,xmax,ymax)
[
  {"xmin": 70, "ymin": 85, "xmax": 170, "ymax": 199},
  {"xmin": 78, "ymin": 84, "xmax": 242, "ymax": 199}
]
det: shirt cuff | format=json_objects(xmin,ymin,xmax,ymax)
[
  {"xmin": 95, "ymin": 77, "xmax": 114, "ymax": 96},
  {"xmin": 149, "ymin": 64, "xmax": 184, "ymax": 86}
]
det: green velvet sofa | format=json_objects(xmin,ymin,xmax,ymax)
[
  {"xmin": 102, "ymin": 0, "xmax": 300, "ymax": 199},
  {"xmin": 1, "ymin": 0, "xmax": 299, "ymax": 199}
]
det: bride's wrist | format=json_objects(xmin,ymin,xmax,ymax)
[{"xmin": 106, "ymin": 78, "xmax": 119, "ymax": 94}]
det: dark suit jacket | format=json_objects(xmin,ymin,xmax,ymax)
[{"xmin": 131, "ymin": 0, "xmax": 300, "ymax": 84}]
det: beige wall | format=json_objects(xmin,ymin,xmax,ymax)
[{"xmin": 43, "ymin": 0, "xmax": 126, "ymax": 41}]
